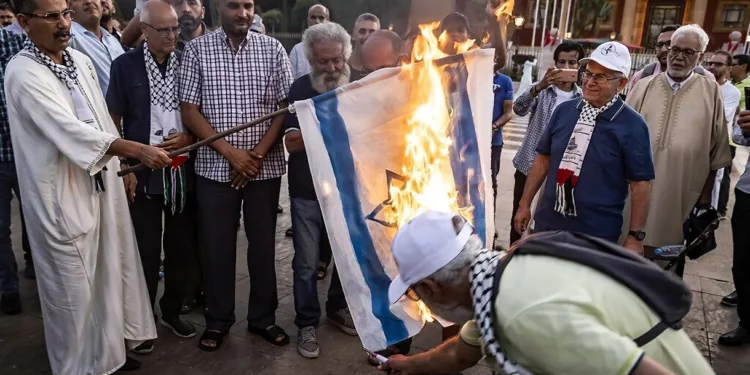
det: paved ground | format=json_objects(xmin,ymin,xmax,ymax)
[{"xmin": 2, "ymin": 114, "xmax": 750, "ymax": 374}]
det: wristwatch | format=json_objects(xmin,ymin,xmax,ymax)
[{"xmin": 628, "ymin": 230, "xmax": 646, "ymax": 241}]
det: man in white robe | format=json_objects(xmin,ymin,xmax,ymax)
[{"xmin": 4, "ymin": 0, "xmax": 171, "ymax": 373}]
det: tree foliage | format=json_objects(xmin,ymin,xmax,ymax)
[{"xmin": 572, "ymin": 0, "xmax": 612, "ymax": 38}]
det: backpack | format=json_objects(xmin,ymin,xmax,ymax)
[
  {"xmin": 491, "ymin": 231, "xmax": 692, "ymax": 346},
  {"xmin": 640, "ymin": 62, "xmax": 709, "ymax": 79}
]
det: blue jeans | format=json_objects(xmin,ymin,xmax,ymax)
[
  {"xmin": 0, "ymin": 162, "xmax": 30, "ymax": 294},
  {"xmin": 291, "ymin": 197, "xmax": 346, "ymax": 328}
]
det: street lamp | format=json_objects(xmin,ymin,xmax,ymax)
[{"xmin": 610, "ymin": 31, "xmax": 617, "ymax": 40}]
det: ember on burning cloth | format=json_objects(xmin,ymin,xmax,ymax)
[{"xmin": 294, "ymin": 48, "xmax": 494, "ymax": 350}]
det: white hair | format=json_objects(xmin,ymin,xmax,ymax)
[
  {"xmin": 428, "ymin": 233, "xmax": 483, "ymax": 287},
  {"xmin": 302, "ymin": 22, "xmax": 352, "ymax": 63},
  {"xmin": 672, "ymin": 24, "xmax": 709, "ymax": 52}
]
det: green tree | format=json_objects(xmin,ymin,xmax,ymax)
[
  {"xmin": 261, "ymin": 9, "xmax": 283, "ymax": 33},
  {"xmin": 572, "ymin": 0, "xmax": 612, "ymax": 38}
]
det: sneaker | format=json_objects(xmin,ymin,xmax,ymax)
[
  {"xmin": 297, "ymin": 326, "xmax": 320, "ymax": 359},
  {"xmin": 24, "ymin": 263, "xmax": 35, "ymax": 280},
  {"xmin": 327, "ymin": 307, "xmax": 357, "ymax": 336},
  {"xmin": 0, "ymin": 292, "xmax": 21, "ymax": 315},
  {"xmin": 722, "ymin": 291, "xmax": 739, "ymax": 307},
  {"xmin": 132, "ymin": 340, "xmax": 154, "ymax": 355},
  {"xmin": 161, "ymin": 315, "xmax": 197, "ymax": 338}
]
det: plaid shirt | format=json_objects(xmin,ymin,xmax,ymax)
[
  {"xmin": 512, "ymin": 83, "xmax": 581, "ymax": 175},
  {"xmin": 179, "ymin": 28, "xmax": 292, "ymax": 182},
  {"xmin": 0, "ymin": 29, "xmax": 24, "ymax": 163}
]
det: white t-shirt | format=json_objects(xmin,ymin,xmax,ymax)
[
  {"xmin": 552, "ymin": 86, "xmax": 576, "ymax": 111},
  {"xmin": 721, "ymin": 81, "xmax": 742, "ymax": 127}
]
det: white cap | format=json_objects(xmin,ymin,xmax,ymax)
[
  {"xmin": 579, "ymin": 41, "xmax": 632, "ymax": 77},
  {"xmin": 387, "ymin": 211, "xmax": 473, "ymax": 305}
]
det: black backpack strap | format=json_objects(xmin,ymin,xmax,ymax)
[{"xmin": 634, "ymin": 321, "xmax": 669, "ymax": 347}]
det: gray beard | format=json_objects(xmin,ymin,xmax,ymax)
[{"xmin": 310, "ymin": 64, "xmax": 351, "ymax": 94}]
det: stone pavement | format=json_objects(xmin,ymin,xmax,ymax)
[{"xmin": 2, "ymin": 125, "xmax": 750, "ymax": 374}]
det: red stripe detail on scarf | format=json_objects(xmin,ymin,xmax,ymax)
[
  {"xmin": 171, "ymin": 155, "xmax": 188, "ymax": 169},
  {"xmin": 556, "ymin": 168, "xmax": 574, "ymax": 184}
]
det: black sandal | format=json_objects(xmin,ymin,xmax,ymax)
[
  {"xmin": 248, "ymin": 324, "xmax": 290, "ymax": 346},
  {"xmin": 198, "ymin": 330, "xmax": 225, "ymax": 352}
]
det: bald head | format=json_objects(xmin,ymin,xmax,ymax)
[
  {"xmin": 362, "ymin": 30, "xmax": 404, "ymax": 72},
  {"xmin": 307, "ymin": 4, "xmax": 329, "ymax": 26},
  {"xmin": 140, "ymin": 0, "xmax": 177, "ymax": 24}
]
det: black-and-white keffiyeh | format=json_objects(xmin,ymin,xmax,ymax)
[
  {"xmin": 23, "ymin": 39, "xmax": 107, "ymax": 192},
  {"xmin": 144, "ymin": 41, "xmax": 180, "ymax": 111},
  {"xmin": 554, "ymin": 95, "xmax": 619, "ymax": 217},
  {"xmin": 470, "ymin": 249, "xmax": 531, "ymax": 375},
  {"xmin": 144, "ymin": 42, "xmax": 186, "ymax": 213}
]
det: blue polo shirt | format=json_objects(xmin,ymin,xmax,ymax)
[
  {"xmin": 534, "ymin": 98, "xmax": 654, "ymax": 241},
  {"xmin": 492, "ymin": 73, "xmax": 514, "ymax": 146},
  {"xmin": 69, "ymin": 22, "xmax": 126, "ymax": 95},
  {"xmin": 106, "ymin": 44, "xmax": 194, "ymax": 195}
]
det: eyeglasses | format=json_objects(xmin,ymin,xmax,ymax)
[
  {"xmin": 362, "ymin": 54, "xmax": 405, "ymax": 75},
  {"xmin": 142, "ymin": 22, "xmax": 182, "ymax": 39},
  {"xmin": 655, "ymin": 41, "xmax": 671, "ymax": 49},
  {"xmin": 706, "ymin": 61, "xmax": 727, "ymax": 67},
  {"xmin": 581, "ymin": 71, "xmax": 621, "ymax": 85},
  {"xmin": 403, "ymin": 287, "xmax": 420, "ymax": 302},
  {"xmin": 668, "ymin": 46, "xmax": 699, "ymax": 58},
  {"xmin": 22, "ymin": 9, "xmax": 74, "ymax": 22}
]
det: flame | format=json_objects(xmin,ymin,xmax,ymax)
[
  {"xmin": 417, "ymin": 301, "xmax": 435, "ymax": 323},
  {"xmin": 495, "ymin": 0, "xmax": 515, "ymax": 21},
  {"xmin": 382, "ymin": 22, "xmax": 474, "ymax": 230},
  {"xmin": 481, "ymin": 31, "xmax": 490, "ymax": 46}
]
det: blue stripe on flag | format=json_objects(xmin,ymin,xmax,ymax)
[
  {"xmin": 446, "ymin": 59, "xmax": 487, "ymax": 243},
  {"xmin": 312, "ymin": 92, "xmax": 409, "ymax": 346}
]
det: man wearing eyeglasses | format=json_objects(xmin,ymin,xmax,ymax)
[
  {"xmin": 5, "ymin": 0, "xmax": 177, "ymax": 371},
  {"xmin": 628, "ymin": 24, "xmax": 712, "ymax": 93},
  {"xmin": 106, "ymin": 0, "xmax": 199, "ymax": 355},
  {"xmin": 706, "ymin": 51, "xmax": 740, "ymax": 221},
  {"xmin": 731, "ymin": 54, "xmax": 750, "ymax": 109},
  {"xmin": 626, "ymin": 25, "xmax": 732, "ymax": 254},
  {"xmin": 514, "ymin": 42, "xmax": 654, "ymax": 254}
]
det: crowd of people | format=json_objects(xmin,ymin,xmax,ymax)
[{"xmin": 0, "ymin": 0, "xmax": 746, "ymax": 373}]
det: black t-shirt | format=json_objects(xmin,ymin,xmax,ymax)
[{"xmin": 285, "ymin": 74, "xmax": 321, "ymax": 200}]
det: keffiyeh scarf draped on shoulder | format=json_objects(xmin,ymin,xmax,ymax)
[
  {"xmin": 470, "ymin": 248, "xmax": 532, "ymax": 375},
  {"xmin": 144, "ymin": 41, "xmax": 187, "ymax": 213},
  {"xmin": 23, "ymin": 39, "xmax": 107, "ymax": 192}
]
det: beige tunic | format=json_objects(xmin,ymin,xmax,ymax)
[{"xmin": 626, "ymin": 73, "xmax": 731, "ymax": 248}]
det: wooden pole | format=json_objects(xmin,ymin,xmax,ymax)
[{"xmin": 117, "ymin": 107, "xmax": 291, "ymax": 177}]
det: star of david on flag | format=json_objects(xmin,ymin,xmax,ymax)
[{"xmin": 293, "ymin": 49, "xmax": 495, "ymax": 351}]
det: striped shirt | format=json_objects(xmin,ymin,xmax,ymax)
[{"xmin": 179, "ymin": 27, "xmax": 292, "ymax": 182}]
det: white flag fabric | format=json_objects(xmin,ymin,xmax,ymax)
[{"xmin": 294, "ymin": 49, "xmax": 495, "ymax": 350}]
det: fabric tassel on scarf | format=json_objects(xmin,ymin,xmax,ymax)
[{"xmin": 163, "ymin": 155, "xmax": 188, "ymax": 214}]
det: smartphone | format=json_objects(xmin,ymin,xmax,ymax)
[
  {"xmin": 745, "ymin": 87, "xmax": 750, "ymax": 111},
  {"xmin": 558, "ymin": 69, "xmax": 579, "ymax": 83}
]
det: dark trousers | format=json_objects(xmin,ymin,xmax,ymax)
[
  {"xmin": 718, "ymin": 146, "xmax": 737, "ymax": 215},
  {"xmin": 196, "ymin": 176, "xmax": 281, "ymax": 332},
  {"xmin": 510, "ymin": 169, "xmax": 527, "ymax": 245},
  {"xmin": 732, "ymin": 189, "xmax": 750, "ymax": 325},
  {"xmin": 0, "ymin": 162, "xmax": 30, "ymax": 294},
  {"xmin": 129, "ymin": 191, "xmax": 199, "ymax": 318},
  {"xmin": 490, "ymin": 146, "xmax": 503, "ymax": 213},
  {"xmin": 290, "ymin": 197, "xmax": 346, "ymax": 328}
]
